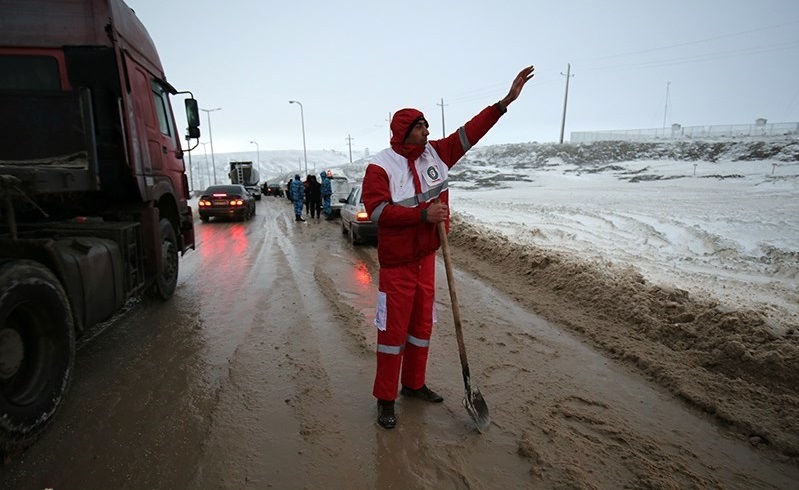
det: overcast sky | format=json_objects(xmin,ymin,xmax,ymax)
[{"xmin": 126, "ymin": 0, "xmax": 799, "ymax": 155}]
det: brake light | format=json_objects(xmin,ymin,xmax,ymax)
[
  {"xmin": 230, "ymin": 199, "xmax": 244, "ymax": 206},
  {"xmin": 199, "ymin": 200, "xmax": 210, "ymax": 207},
  {"xmin": 356, "ymin": 211, "xmax": 369, "ymax": 221},
  {"xmin": 212, "ymin": 193, "xmax": 227, "ymax": 197}
]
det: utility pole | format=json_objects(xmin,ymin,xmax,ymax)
[
  {"xmin": 559, "ymin": 63, "xmax": 573, "ymax": 144},
  {"xmin": 345, "ymin": 134, "xmax": 354, "ymax": 163},
  {"xmin": 437, "ymin": 98, "xmax": 447, "ymax": 137},
  {"xmin": 662, "ymin": 81, "xmax": 671, "ymax": 131}
]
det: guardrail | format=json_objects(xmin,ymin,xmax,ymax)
[{"xmin": 571, "ymin": 122, "xmax": 799, "ymax": 143}]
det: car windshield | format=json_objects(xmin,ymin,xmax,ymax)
[{"xmin": 204, "ymin": 185, "xmax": 245, "ymax": 195}]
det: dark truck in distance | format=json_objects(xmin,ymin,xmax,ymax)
[
  {"xmin": 0, "ymin": 0, "xmax": 199, "ymax": 455},
  {"xmin": 229, "ymin": 161, "xmax": 261, "ymax": 200}
]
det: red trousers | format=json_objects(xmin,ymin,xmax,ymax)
[{"xmin": 373, "ymin": 253, "xmax": 436, "ymax": 401}]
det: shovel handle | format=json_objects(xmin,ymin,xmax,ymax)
[{"xmin": 437, "ymin": 221, "xmax": 473, "ymax": 387}]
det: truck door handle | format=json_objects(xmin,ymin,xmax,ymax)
[{"xmin": 162, "ymin": 146, "xmax": 168, "ymax": 154}]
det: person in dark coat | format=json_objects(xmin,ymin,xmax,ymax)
[
  {"xmin": 306, "ymin": 174, "xmax": 322, "ymax": 219},
  {"xmin": 304, "ymin": 175, "xmax": 312, "ymax": 215}
]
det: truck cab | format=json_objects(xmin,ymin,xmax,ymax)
[{"xmin": 0, "ymin": 0, "xmax": 199, "ymax": 456}]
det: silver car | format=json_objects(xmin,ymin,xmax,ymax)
[{"xmin": 340, "ymin": 185, "xmax": 376, "ymax": 245}]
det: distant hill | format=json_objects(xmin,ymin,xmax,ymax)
[{"xmin": 189, "ymin": 138, "xmax": 799, "ymax": 190}]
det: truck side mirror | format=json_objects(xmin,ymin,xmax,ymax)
[{"xmin": 185, "ymin": 98, "xmax": 200, "ymax": 135}]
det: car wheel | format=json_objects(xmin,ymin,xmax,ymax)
[
  {"xmin": 200, "ymin": 215, "xmax": 209, "ymax": 223},
  {"xmin": 350, "ymin": 226, "xmax": 359, "ymax": 245},
  {"xmin": 341, "ymin": 220, "xmax": 348, "ymax": 235},
  {"xmin": 154, "ymin": 218, "xmax": 179, "ymax": 300},
  {"xmin": 0, "ymin": 260, "xmax": 75, "ymax": 456}
]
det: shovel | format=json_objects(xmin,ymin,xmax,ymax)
[{"xmin": 437, "ymin": 220, "xmax": 491, "ymax": 432}]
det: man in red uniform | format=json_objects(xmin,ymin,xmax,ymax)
[{"xmin": 362, "ymin": 65, "xmax": 535, "ymax": 429}]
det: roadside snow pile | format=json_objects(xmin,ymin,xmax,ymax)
[
  {"xmin": 442, "ymin": 137, "xmax": 798, "ymax": 459},
  {"xmin": 447, "ymin": 213, "xmax": 799, "ymax": 460}
]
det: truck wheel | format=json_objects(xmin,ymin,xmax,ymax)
[
  {"xmin": 155, "ymin": 218, "xmax": 179, "ymax": 300},
  {"xmin": 0, "ymin": 260, "xmax": 75, "ymax": 455}
]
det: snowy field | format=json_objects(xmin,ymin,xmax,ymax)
[{"xmin": 449, "ymin": 145, "xmax": 799, "ymax": 332}]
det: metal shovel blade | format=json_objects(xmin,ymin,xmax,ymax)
[{"xmin": 463, "ymin": 380, "xmax": 490, "ymax": 432}]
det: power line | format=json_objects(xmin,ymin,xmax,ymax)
[
  {"xmin": 442, "ymin": 21, "xmax": 799, "ymax": 108},
  {"xmin": 583, "ymin": 40, "xmax": 799, "ymax": 73},
  {"xmin": 583, "ymin": 20, "xmax": 799, "ymax": 63}
]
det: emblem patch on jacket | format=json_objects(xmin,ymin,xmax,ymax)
[{"xmin": 423, "ymin": 165, "xmax": 442, "ymax": 186}]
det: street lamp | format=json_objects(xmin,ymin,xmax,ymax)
[
  {"xmin": 200, "ymin": 107, "xmax": 221, "ymax": 183},
  {"xmin": 288, "ymin": 100, "xmax": 307, "ymax": 176},
  {"xmin": 200, "ymin": 142, "xmax": 210, "ymax": 189},
  {"xmin": 249, "ymin": 140, "xmax": 260, "ymax": 176}
]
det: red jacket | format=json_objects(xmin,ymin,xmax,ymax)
[{"xmin": 362, "ymin": 104, "xmax": 504, "ymax": 267}]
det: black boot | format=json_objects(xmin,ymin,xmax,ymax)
[
  {"xmin": 377, "ymin": 400, "xmax": 396, "ymax": 429},
  {"xmin": 400, "ymin": 385, "xmax": 443, "ymax": 403}
]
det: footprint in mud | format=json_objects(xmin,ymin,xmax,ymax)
[
  {"xmin": 503, "ymin": 330, "xmax": 559, "ymax": 357},
  {"xmin": 482, "ymin": 362, "xmax": 531, "ymax": 387}
]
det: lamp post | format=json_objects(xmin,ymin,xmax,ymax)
[
  {"xmin": 249, "ymin": 140, "xmax": 260, "ymax": 175},
  {"xmin": 200, "ymin": 107, "xmax": 221, "ymax": 183},
  {"xmin": 200, "ymin": 142, "xmax": 210, "ymax": 189},
  {"xmin": 288, "ymin": 100, "xmax": 307, "ymax": 176}
]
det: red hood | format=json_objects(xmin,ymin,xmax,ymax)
[{"xmin": 390, "ymin": 108, "xmax": 426, "ymax": 160}]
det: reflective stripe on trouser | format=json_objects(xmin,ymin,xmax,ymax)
[{"xmin": 373, "ymin": 252, "xmax": 436, "ymax": 401}]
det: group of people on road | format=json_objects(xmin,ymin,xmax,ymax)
[{"xmin": 288, "ymin": 172, "xmax": 334, "ymax": 222}]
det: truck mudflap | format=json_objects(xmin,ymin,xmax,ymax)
[{"xmin": 179, "ymin": 207, "xmax": 195, "ymax": 253}]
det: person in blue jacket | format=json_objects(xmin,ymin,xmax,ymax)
[
  {"xmin": 320, "ymin": 171, "xmax": 333, "ymax": 219},
  {"xmin": 291, "ymin": 174, "xmax": 305, "ymax": 222}
]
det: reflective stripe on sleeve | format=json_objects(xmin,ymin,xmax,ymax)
[
  {"xmin": 372, "ymin": 202, "xmax": 388, "ymax": 222},
  {"xmin": 458, "ymin": 126, "xmax": 471, "ymax": 152}
]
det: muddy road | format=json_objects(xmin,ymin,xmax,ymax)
[{"xmin": 1, "ymin": 197, "xmax": 797, "ymax": 489}]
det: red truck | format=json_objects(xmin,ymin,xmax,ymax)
[{"xmin": 0, "ymin": 0, "xmax": 199, "ymax": 455}]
